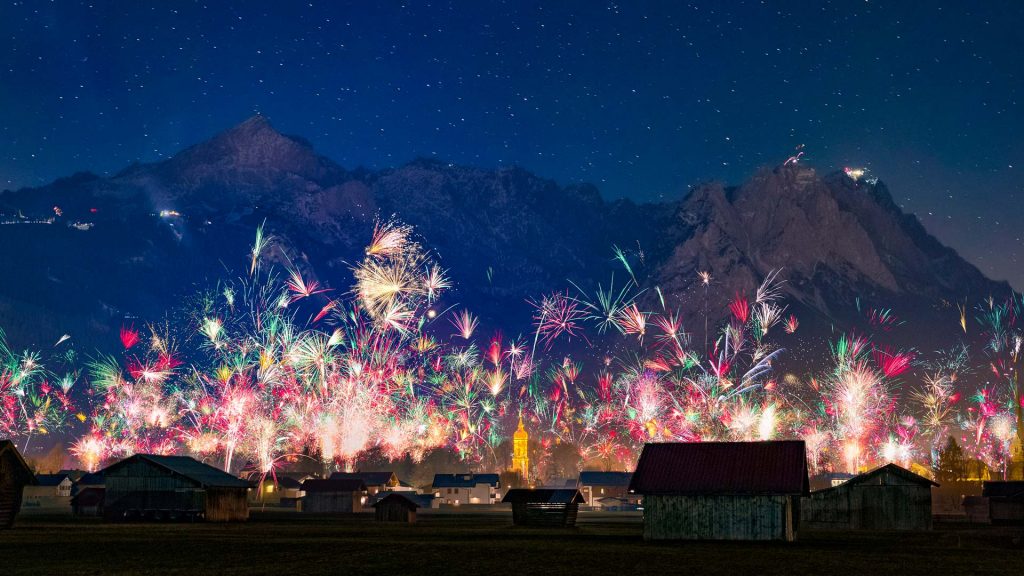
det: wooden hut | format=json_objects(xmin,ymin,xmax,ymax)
[
  {"xmin": 628, "ymin": 441, "xmax": 809, "ymax": 541},
  {"xmin": 982, "ymin": 481, "xmax": 1024, "ymax": 524},
  {"xmin": 802, "ymin": 463, "xmax": 937, "ymax": 531},
  {"xmin": 71, "ymin": 487, "xmax": 105, "ymax": 517},
  {"xmin": 0, "ymin": 440, "xmax": 36, "ymax": 529},
  {"xmin": 371, "ymin": 492, "xmax": 428, "ymax": 523},
  {"xmin": 300, "ymin": 478, "xmax": 367, "ymax": 513},
  {"xmin": 502, "ymin": 488, "xmax": 585, "ymax": 527},
  {"xmin": 102, "ymin": 454, "xmax": 250, "ymax": 522}
]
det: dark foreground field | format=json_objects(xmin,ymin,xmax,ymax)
[{"xmin": 2, "ymin": 511, "xmax": 1022, "ymax": 576}]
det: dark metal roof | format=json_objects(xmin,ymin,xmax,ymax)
[
  {"xmin": 301, "ymin": 478, "xmax": 367, "ymax": 492},
  {"xmin": 432, "ymin": 473, "xmax": 500, "ymax": 488},
  {"xmin": 328, "ymin": 471, "xmax": 396, "ymax": 486},
  {"xmin": 70, "ymin": 487, "xmax": 105, "ymax": 506},
  {"xmin": 274, "ymin": 476, "xmax": 303, "ymax": 489},
  {"xmin": 982, "ymin": 481, "xmax": 1024, "ymax": 500},
  {"xmin": 501, "ymin": 489, "xmax": 585, "ymax": 504},
  {"xmin": 76, "ymin": 472, "xmax": 105, "ymax": 486},
  {"xmin": 35, "ymin": 473, "xmax": 72, "ymax": 486},
  {"xmin": 628, "ymin": 441, "xmax": 809, "ymax": 496},
  {"xmin": 847, "ymin": 463, "xmax": 938, "ymax": 488},
  {"xmin": 0, "ymin": 440, "xmax": 36, "ymax": 485},
  {"xmin": 102, "ymin": 454, "xmax": 251, "ymax": 489},
  {"xmin": 370, "ymin": 492, "xmax": 432, "ymax": 509},
  {"xmin": 578, "ymin": 471, "xmax": 632, "ymax": 487}
]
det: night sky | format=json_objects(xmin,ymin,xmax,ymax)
[{"xmin": 1, "ymin": 1, "xmax": 1022, "ymax": 286}]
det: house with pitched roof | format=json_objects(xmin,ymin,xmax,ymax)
[
  {"xmin": 328, "ymin": 471, "xmax": 400, "ymax": 496},
  {"xmin": 578, "ymin": 471, "xmax": 636, "ymax": 509},
  {"xmin": 432, "ymin": 473, "xmax": 501, "ymax": 504},
  {"xmin": 21, "ymin": 473, "xmax": 73, "ymax": 514}
]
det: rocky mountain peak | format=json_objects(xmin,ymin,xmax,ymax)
[
  {"xmin": 0, "ymin": 122, "xmax": 1012, "ymax": 351},
  {"xmin": 171, "ymin": 115, "xmax": 325, "ymax": 172}
]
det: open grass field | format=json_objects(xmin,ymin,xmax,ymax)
[{"xmin": 2, "ymin": 511, "xmax": 1022, "ymax": 576}]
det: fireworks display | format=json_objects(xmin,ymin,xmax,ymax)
[{"xmin": 1, "ymin": 219, "xmax": 1021, "ymax": 482}]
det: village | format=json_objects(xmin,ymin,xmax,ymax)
[{"xmin": 3, "ymin": 425, "xmax": 1024, "ymax": 574}]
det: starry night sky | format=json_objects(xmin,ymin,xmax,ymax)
[{"xmin": 1, "ymin": 1, "xmax": 1022, "ymax": 286}]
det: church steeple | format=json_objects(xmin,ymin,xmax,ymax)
[{"xmin": 511, "ymin": 415, "xmax": 529, "ymax": 483}]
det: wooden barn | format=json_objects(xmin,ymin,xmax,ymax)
[
  {"xmin": 502, "ymin": 488, "xmax": 585, "ymax": 527},
  {"xmin": 371, "ymin": 492, "xmax": 431, "ymax": 523},
  {"xmin": 628, "ymin": 441, "xmax": 809, "ymax": 542},
  {"xmin": 102, "ymin": 454, "xmax": 250, "ymax": 522},
  {"xmin": 802, "ymin": 463, "xmax": 937, "ymax": 531},
  {"xmin": 0, "ymin": 440, "xmax": 36, "ymax": 529},
  {"xmin": 300, "ymin": 478, "xmax": 367, "ymax": 513},
  {"xmin": 982, "ymin": 481, "xmax": 1024, "ymax": 524}
]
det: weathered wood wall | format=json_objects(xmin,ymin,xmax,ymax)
[
  {"xmin": 205, "ymin": 488, "xmax": 249, "ymax": 522},
  {"xmin": 511, "ymin": 503, "xmax": 580, "ymax": 527},
  {"xmin": 104, "ymin": 460, "xmax": 247, "ymax": 522},
  {"xmin": 375, "ymin": 502, "xmax": 415, "ymax": 523},
  {"xmin": 301, "ymin": 491, "xmax": 360, "ymax": 514},
  {"xmin": 105, "ymin": 460, "xmax": 203, "ymax": 521},
  {"xmin": 802, "ymin": 470, "xmax": 932, "ymax": 530},
  {"xmin": 0, "ymin": 448, "xmax": 33, "ymax": 529},
  {"xmin": 642, "ymin": 495, "xmax": 795, "ymax": 541},
  {"xmin": 990, "ymin": 500, "xmax": 1024, "ymax": 524},
  {"xmin": 0, "ymin": 477, "xmax": 25, "ymax": 528}
]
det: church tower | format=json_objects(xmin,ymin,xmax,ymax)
[{"xmin": 512, "ymin": 415, "xmax": 529, "ymax": 482}]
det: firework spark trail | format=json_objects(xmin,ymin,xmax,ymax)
[
  {"xmin": 0, "ymin": 217, "xmax": 1012, "ymax": 479},
  {"xmin": 450, "ymin": 309, "xmax": 479, "ymax": 340},
  {"xmin": 0, "ymin": 328, "xmax": 77, "ymax": 451}
]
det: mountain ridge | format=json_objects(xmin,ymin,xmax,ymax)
[{"xmin": 0, "ymin": 116, "xmax": 1012, "ymax": 354}]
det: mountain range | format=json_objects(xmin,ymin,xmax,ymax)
[{"xmin": 0, "ymin": 116, "xmax": 1012, "ymax": 361}]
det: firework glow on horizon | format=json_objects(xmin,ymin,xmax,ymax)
[{"xmin": 1, "ymin": 218, "xmax": 1020, "ymax": 483}]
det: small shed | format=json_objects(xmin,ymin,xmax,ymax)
[
  {"xmin": 371, "ymin": 492, "xmax": 430, "ymax": 523},
  {"xmin": 502, "ymin": 488, "xmax": 585, "ymax": 527},
  {"xmin": 102, "ymin": 454, "xmax": 250, "ymax": 522},
  {"xmin": 71, "ymin": 487, "xmax": 106, "ymax": 517},
  {"xmin": 0, "ymin": 440, "xmax": 36, "ymax": 529},
  {"xmin": 300, "ymin": 478, "xmax": 367, "ymax": 513},
  {"xmin": 628, "ymin": 441, "xmax": 809, "ymax": 541},
  {"xmin": 982, "ymin": 481, "xmax": 1024, "ymax": 524},
  {"xmin": 802, "ymin": 463, "xmax": 938, "ymax": 531}
]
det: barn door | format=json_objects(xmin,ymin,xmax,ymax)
[{"xmin": 860, "ymin": 485, "xmax": 891, "ymax": 530}]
